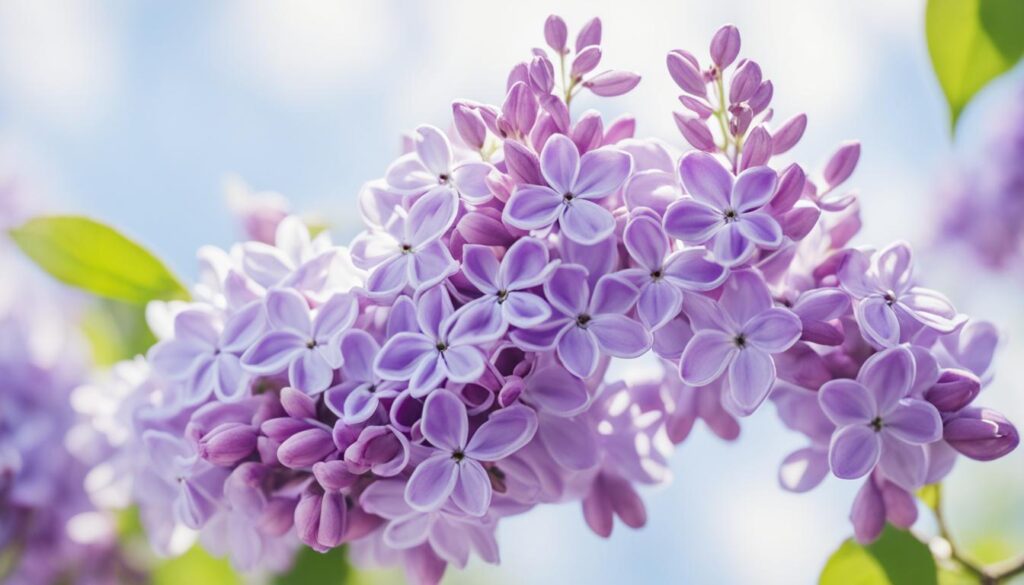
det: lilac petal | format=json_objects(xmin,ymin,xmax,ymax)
[
  {"xmin": 678, "ymin": 151, "xmax": 732, "ymax": 208},
  {"xmin": 589, "ymin": 314, "xmax": 651, "ymax": 358},
  {"xmin": 408, "ymin": 354, "xmax": 446, "ymax": 397},
  {"xmin": 856, "ymin": 296, "xmax": 900, "ymax": 347},
  {"xmin": 652, "ymin": 315, "xmax": 694, "ymax": 361},
  {"xmin": 636, "ymin": 281, "xmax": 683, "ymax": 331},
  {"xmin": 414, "ymin": 125, "xmax": 453, "ymax": 177},
  {"xmin": 220, "ymin": 301, "xmax": 265, "ymax": 352},
  {"xmin": 589, "ymin": 273, "xmax": 640, "ymax": 315},
  {"xmin": 407, "ymin": 187, "xmax": 458, "ymax": 246},
  {"xmin": 859, "ymin": 346, "xmax": 915, "ymax": 415},
  {"xmin": 851, "ymin": 478, "xmax": 886, "ymax": 544},
  {"xmin": 342, "ymin": 386, "xmax": 380, "ymax": 424},
  {"xmin": 662, "ymin": 249, "xmax": 728, "ymax": 291},
  {"xmin": 375, "ymin": 333, "xmax": 433, "ymax": 380},
  {"xmin": 500, "ymin": 237, "xmax": 553, "ymax": 290},
  {"xmin": 503, "ymin": 185, "xmax": 563, "ymax": 232},
  {"xmin": 266, "ymin": 288, "xmax": 312, "ymax": 334},
  {"xmin": 878, "ymin": 435, "xmax": 927, "ymax": 489},
  {"xmin": 539, "ymin": 134, "xmax": 581, "ymax": 194},
  {"xmin": 416, "ymin": 284, "xmax": 454, "ymax": 340},
  {"xmin": 339, "ymin": 330, "xmax": 378, "ymax": 382},
  {"xmin": 874, "ymin": 241, "xmax": 913, "ymax": 293},
  {"xmin": 819, "ymin": 379, "xmax": 876, "ymax": 425},
  {"xmin": 792, "ymin": 288, "xmax": 851, "ymax": 321},
  {"xmin": 387, "ymin": 296, "xmax": 419, "ymax": 337},
  {"xmin": 359, "ymin": 479, "xmax": 411, "ymax": 519},
  {"xmin": 526, "ymin": 366, "xmax": 590, "ymax": 416},
  {"xmin": 386, "ymin": 152, "xmax": 434, "ymax": 191},
  {"xmin": 560, "ymin": 199, "xmax": 615, "ymax": 244},
  {"xmin": 624, "ymin": 215, "xmax": 668, "ymax": 272},
  {"xmin": 719, "ymin": 270, "xmax": 773, "ymax": 325},
  {"xmin": 451, "ymin": 162, "xmax": 493, "ymax": 203},
  {"xmin": 736, "ymin": 212, "xmax": 783, "ymax": 247},
  {"xmin": 366, "ymin": 254, "xmax": 410, "ymax": 296},
  {"xmin": 409, "ymin": 241, "xmax": 458, "ymax": 290},
  {"xmin": 728, "ymin": 347, "xmax": 775, "ymax": 414},
  {"xmin": 557, "ymin": 326, "xmax": 600, "ymax": 378},
  {"xmin": 662, "ymin": 199, "xmax": 723, "ymax": 244},
  {"xmin": 447, "ymin": 300, "xmax": 506, "ymax": 346},
  {"xmin": 884, "ymin": 400, "xmax": 941, "ymax": 444},
  {"xmin": 404, "ymin": 454, "xmax": 459, "ymax": 512},
  {"xmin": 829, "ymin": 425, "xmax": 881, "ymax": 479},
  {"xmin": 421, "ymin": 390, "xmax": 468, "ymax": 451},
  {"xmin": 837, "ymin": 250, "xmax": 877, "ymax": 298},
  {"xmin": 174, "ymin": 310, "xmax": 219, "ymax": 346},
  {"xmin": 241, "ymin": 331, "xmax": 304, "ymax": 374},
  {"xmin": 574, "ymin": 148, "xmax": 632, "ymax": 198},
  {"xmin": 442, "ymin": 345, "xmax": 486, "ymax": 382},
  {"xmin": 313, "ymin": 293, "xmax": 357, "ymax": 340},
  {"xmin": 461, "ymin": 245, "xmax": 500, "ymax": 294},
  {"xmin": 466, "ymin": 405, "xmax": 538, "ymax": 460},
  {"xmin": 544, "ymin": 264, "xmax": 590, "ymax": 317},
  {"xmin": 148, "ymin": 339, "xmax": 205, "ymax": 378},
  {"xmin": 289, "ymin": 349, "xmax": 334, "ymax": 394},
  {"xmin": 778, "ymin": 447, "xmax": 830, "ymax": 493},
  {"xmin": 186, "ymin": 359, "xmax": 216, "ymax": 404},
  {"xmin": 901, "ymin": 288, "xmax": 959, "ymax": 332},
  {"xmin": 383, "ymin": 513, "xmax": 431, "ymax": 549},
  {"xmin": 744, "ymin": 308, "xmax": 802, "ymax": 352},
  {"xmin": 539, "ymin": 413, "xmax": 600, "ymax": 470},
  {"xmin": 451, "ymin": 460, "xmax": 492, "ymax": 516},
  {"xmin": 503, "ymin": 292, "xmax": 552, "ymax": 328},
  {"xmin": 711, "ymin": 223, "xmax": 755, "ymax": 267},
  {"xmin": 509, "ymin": 318, "xmax": 568, "ymax": 351},
  {"xmin": 212, "ymin": 354, "xmax": 248, "ymax": 402},
  {"xmin": 730, "ymin": 166, "xmax": 777, "ymax": 212},
  {"xmin": 679, "ymin": 330, "xmax": 737, "ymax": 386}
]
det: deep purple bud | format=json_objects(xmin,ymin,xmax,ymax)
[
  {"xmin": 944, "ymin": 407, "xmax": 1019, "ymax": 461},
  {"xmin": 710, "ymin": 25, "xmax": 741, "ymax": 69},
  {"xmin": 575, "ymin": 17, "xmax": 602, "ymax": 52},
  {"xmin": 666, "ymin": 50, "xmax": 707, "ymax": 96},
  {"xmin": 850, "ymin": 476, "xmax": 885, "ymax": 544},
  {"xmin": 343, "ymin": 425, "xmax": 409, "ymax": 477},
  {"xmin": 198, "ymin": 422, "xmax": 258, "ymax": 466},
  {"xmin": 772, "ymin": 113, "xmax": 807, "ymax": 155},
  {"xmin": 673, "ymin": 113, "xmax": 716, "ymax": 152},
  {"xmin": 261, "ymin": 417, "xmax": 313, "ymax": 443},
  {"xmin": 529, "ymin": 56, "xmax": 555, "ymax": 95},
  {"xmin": 281, "ymin": 387, "xmax": 317, "ymax": 419},
  {"xmin": 603, "ymin": 115, "xmax": 636, "ymax": 144},
  {"xmin": 925, "ymin": 369, "xmax": 981, "ymax": 413},
  {"xmin": 572, "ymin": 110, "xmax": 604, "ymax": 153},
  {"xmin": 729, "ymin": 104, "xmax": 753, "ymax": 136},
  {"xmin": 277, "ymin": 427, "xmax": 336, "ymax": 469},
  {"xmin": 571, "ymin": 46, "xmax": 602, "ymax": 78},
  {"xmin": 544, "ymin": 15, "xmax": 568, "ymax": 53},
  {"xmin": 770, "ymin": 163, "xmax": 806, "ymax": 212},
  {"xmin": 504, "ymin": 141, "xmax": 544, "ymax": 185},
  {"xmin": 729, "ymin": 60, "xmax": 762, "ymax": 104},
  {"xmin": 295, "ymin": 489, "xmax": 347, "ymax": 552},
  {"xmin": 260, "ymin": 497, "xmax": 296, "ymax": 537},
  {"xmin": 506, "ymin": 62, "xmax": 530, "ymax": 92},
  {"xmin": 824, "ymin": 141, "xmax": 861, "ymax": 187},
  {"xmin": 453, "ymin": 102, "xmax": 488, "ymax": 150},
  {"xmin": 583, "ymin": 70, "xmax": 641, "ymax": 97},
  {"xmin": 739, "ymin": 126, "xmax": 772, "ymax": 170},
  {"xmin": 748, "ymin": 80, "xmax": 773, "ymax": 114},
  {"xmin": 312, "ymin": 460, "xmax": 358, "ymax": 491},
  {"xmin": 880, "ymin": 480, "xmax": 917, "ymax": 529},
  {"xmin": 503, "ymin": 82, "xmax": 538, "ymax": 136},
  {"xmin": 679, "ymin": 95, "xmax": 714, "ymax": 119}
]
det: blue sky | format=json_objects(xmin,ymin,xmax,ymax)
[{"xmin": 1, "ymin": 1, "xmax": 1021, "ymax": 583}]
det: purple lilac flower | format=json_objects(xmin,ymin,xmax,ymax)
[
  {"xmin": 461, "ymin": 237, "xmax": 559, "ymax": 331},
  {"xmin": 323, "ymin": 330, "xmax": 403, "ymax": 424},
  {"xmin": 385, "ymin": 125, "xmax": 495, "ymax": 204}
]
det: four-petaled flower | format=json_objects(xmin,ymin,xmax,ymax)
[
  {"xmin": 324, "ymin": 330, "xmax": 403, "ymax": 424},
  {"xmin": 461, "ymin": 237, "xmax": 559, "ymax": 333},
  {"xmin": 385, "ymin": 125, "xmax": 494, "ymax": 204}
]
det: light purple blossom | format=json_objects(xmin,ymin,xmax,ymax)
[
  {"xmin": 385, "ymin": 125, "xmax": 495, "ymax": 204},
  {"xmin": 461, "ymin": 237, "xmax": 559, "ymax": 331}
]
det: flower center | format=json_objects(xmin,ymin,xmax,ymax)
[
  {"xmin": 400, "ymin": 243, "xmax": 413, "ymax": 254},
  {"xmin": 563, "ymin": 192, "xmax": 575, "ymax": 203},
  {"xmin": 870, "ymin": 416, "xmax": 883, "ymax": 432},
  {"xmin": 883, "ymin": 291, "xmax": 897, "ymax": 306},
  {"xmin": 497, "ymin": 289, "xmax": 509, "ymax": 303},
  {"xmin": 452, "ymin": 450, "xmax": 465, "ymax": 462},
  {"xmin": 435, "ymin": 341, "xmax": 448, "ymax": 352},
  {"xmin": 576, "ymin": 314, "xmax": 592, "ymax": 328},
  {"xmin": 650, "ymin": 269, "xmax": 663, "ymax": 280},
  {"xmin": 733, "ymin": 333, "xmax": 747, "ymax": 349},
  {"xmin": 367, "ymin": 384, "xmax": 377, "ymax": 394},
  {"xmin": 306, "ymin": 339, "xmax": 317, "ymax": 349},
  {"xmin": 723, "ymin": 208, "xmax": 739, "ymax": 223},
  {"xmin": 438, "ymin": 173, "xmax": 450, "ymax": 184}
]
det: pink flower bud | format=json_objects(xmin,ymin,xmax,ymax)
[
  {"xmin": 925, "ymin": 369, "xmax": 981, "ymax": 412},
  {"xmin": 673, "ymin": 113, "xmax": 716, "ymax": 152},
  {"xmin": 729, "ymin": 60, "xmax": 762, "ymax": 104},
  {"xmin": 772, "ymin": 113, "xmax": 807, "ymax": 155},
  {"xmin": 666, "ymin": 50, "xmax": 706, "ymax": 96},
  {"xmin": 571, "ymin": 110, "xmax": 604, "ymax": 153},
  {"xmin": 583, "ymin": 70, "xmax": 641, "ymax": 97},
  {"xmin": 824, "ymin": 141, "xmax": 861, "ymax": 187},
  {"xmin": 679, "ymin": 95, "xmax": 714, "ymax": 119},
  {"xmin": 603, "ymin": 115, "xmax": 636, "ymax": 144},
  {"xmin": 740, "ymin": 126, "xmax": 772, "ymax": 170},
  {"xmin": 575, "ymin": 17, "xmax": 602, "ymax": 52},
  {"xmin": 197, "ymin": 422, "xmax": 258, "ymax": 466},
  {"xmin": 453, "ymin": 102, "xmax": 487, "ymax": 150},
  {"xmin": 748, "ymin": 80, "xmax": 773, "ymax": 114},
  {"xmin": 277, "ymin": 427, "xmax": 336, "ymax": 469},
  {"xmin": 544, "ymin": 15, "xmax": 568, "ymax": 53},
  {"xmin": 571, "ymin": 46, "xmax": 602, "ymax": 78},
  {"xmin": 529, "ymin": 56, "xmax": 555, "ymax": 95},
  {"xmin": 770, "ymin": 163, "xmax": 807, "ymax": 212},
  {"xmin": 710, "ymin": 24, "xmax": 741, "ymax": 69}
]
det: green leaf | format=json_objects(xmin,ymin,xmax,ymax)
[
  {"xmin": 820, "ymin": 525, "xmax": 938, "ymax": 585},
  {"xmin": 81, "ymin": 299, "xmax": 158, "ymax": 364},
  {"xmin": 151, "ymin": 545, "xmax": 241, "ymax": 585},
  {"xmin": 926, "ymin": 0, "xmax": 1024, "ymax": 129},
  {"xmin": 275, "ymin": 546, "xmax": 350, "ymax": 585},
  {"xmin": 9, "ymin": 215, "xmax": 189, "ymax": 304},
  {"xmin": 917, "ymin": 484, "xmax": 940, "ymax": 512}
]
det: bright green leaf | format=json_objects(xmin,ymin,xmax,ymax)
[
  {"xmin": 81, "ymin": 299, "xmax": 158, "ymax": 365},
  {"xmin": 820, "ymin": 525, "xmax": 938, "ymax": 585},
  {"xmin": 9, "ymin": 215, "xmax": 189, "ymax": 304},
  {"xmin": 151, "ymin": 545, "xmax": 241, "ymax": 585},
  {"xmin": 926, "ymin": 0, "xmax": 1024, "ymax": 130},
  {"xmin": 275, "ymin": 546, "xmax": 349, "ymax": 585}
]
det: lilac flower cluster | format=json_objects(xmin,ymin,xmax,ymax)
[
  {"xmin": 0, "ymin": 189, "xmax": 133, "ymax": 585},
  {"xmin": 92, "ymin": 17, "xmax": 1019, "ymax": 584},
  {"xmin": 938, "ymin": 82, "xmax": 1024, "ymax": 269}
]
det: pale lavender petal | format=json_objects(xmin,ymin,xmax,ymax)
[
  {"xmin": 503, "ymin": 185, "xmax": 563, "ymax": 231},
  {"xmin": 526, "ymin": 365, "xmax": 590, "ymax": 417},
  {"xmin": 539, "ymin": 134, "xmax": 581, "ymax": 194},
  {"xmin": 509, "ymin": 318, "xmax": 568, "ymax": 351},
  {"xmin": 421, "ymin": 390, "xmax": 468, "ymax": 451},
  {"xmin": 451, "ymin": 161, "xmax": 493, "ymax": 203},
  {"xmin": 884, "ymin": 400, "xmax": 941, "ymax": 444},
  {"xmin": 415, "ymin": 125, "xmax": 453, "ymax": 177},
  {"xmin": 383, "ymin": 513, "xmax": 431, "ymax": 549},
  {"xmin": 679, "ymin": 329, "xmax": 736, "ymax": 386},
  {"xmin": 560, "ymin": 199, "xmax": 616, "ymax": 244},
  {"xmin": 313, "ymin": 293, "xmax": 357, "ymax": 339},
  {"xmin": 792, "ymin": 288, "xmax": 851, "ymax": 321},
  {"xmin": 339, "ymin": 330, "xmax": 378, "ymax": 383},
  {"xmin": 503, "ymin": 292, "xmax": 552, "ymax": 328},
  {"xmin": 409, "ymin": 354, "xmax": 446, "ymax": 397},
  {"xmin": 407, "ymin": 187, "xmax": 458, "ymax": 246},
  {"xmin": 465, "ymin": 404, "xmax": 538, "ymax": 460},
  {"xmin": 557, "ymin": 326, "xmax": 600, "ymax": 378},
  {"xmin": 730, "ymin": 166, "xmax": 777, "ymax": 212},
  {"xmin": 375, "ymin": 332, "xmax": 433, "ymax": 380},
  {"xmin": 148, "ymin": 339, "xmax": 205, "ymax": 378},
  {"xmin": 500, "ymin": 237, "xmax": 553, "ymax": 290},
  {"xmin": 289, "ymin": 349, "xmax": 334, "ymax": 394},
  {"xmin": 736, "ymin": 212, "xmax": 783, "ymax": 247},
  {"xmin": 442, "ymin": 345, "xmax": 486, "ymax": 383},
  {"xmin": 636, "ymin": 281, "xmax": 683, "ymax": 331},
  {"xmin": 386, "ymin": 152, "xmax": 434, "ymax": 191},
  {"xmin": 404, "ymin": 454, "xmax": 459, "ymax": 512},
  {"xmin": 220, "ymin": 301, "xmax": 265, "ymax": 352},
  {"xmin": 744, "ymin": 308, "xmax": 802, "ymax": 352},
  {"xmin": 829, "ymin": 425, "xmax": 881, "ymax": 480},
  {"xmin": 711, "ymin": 223, "xmax": 755, "ymax": 267},
  {"xmin": 574, "ymin": 148, "xmax": 632, "ymax": 199},
  {"xmin": 342, "ymin": 386, "xmax": 380, "ymax": 424},
  {"xmin": 461, "ymin": 245, "xmax": 500, "ymax": 294},
  {"xmin": 662, "ymin": 199, "xmax": 723, "ymax": 244},
  {"xmin": 819, "ymin": 379, "xmax": 876, "ymax": 425},
  {"xmin": 416, "ymin": 284, "xmax": 454, "ymax": 340},
  {"xmin": 409, "ymin": 241, "xmax": 458, "ymax": 290},
  {"xmin": 873, "ymin": 241, "xmax": 913, "ymax": 293},
  {"xmin": 778, "ymin": 447, "xmax": 830, "ymax": 493},
  {"xmin": 266, "ymin": 288, "xmax": 312, "ymax": 334},
  {"xmin": 589, "ymin": 273, "xmax": 640, "ymax": 315},
  {"xmin": 878, "ymin": 435, "xmax": 927, "ymax": 489},
  {"xmin": 677, "ymin": 151, "xmax": 732, "ymax": 208},
  {"xmin": 588, "ymin": 314, "xmax": 652, "ymax": 358},
  {"xmin": 538, "ymin": 413, "xmax": 599, "ymax": 470},
  {"xmin": 544, "ymin": 264, "xmax": 590, "ymax": 317},
  {"xmin": 901, "ymin": 288, "xmax": 960, "ymax": 332},
  {"xmin": 623, "ymin": 215, "xmax": 668, "ymax": 272},
  {"xmin": 212, "ymin": 354, "xmax": 248, "ymax": 402},
  {"xmin": 728, "ymin": 347, "xmax": 775, "ymax": 414},
  {"xmin": 856, "ymin": 296, "xmax": 900, "ymax": 347},
  {"xmin": 174, "ymin": 310, "xmax": 220, "ymax": 347},
  {"xmin": 241, "ymin": 331, "xmax": 305, "ymax": 374},
  {"xmin": 662, "ymin": 249, "xmax": 728, "ymax": 291},
  {"xmin": 859, "ymin": 346, "xmax": 915, "ymax": 415},
  {"xmin": 451, "ymin": 460, "xmax": 491, "ymax": 516},
  {"xmin": 447, "ymin": 300, "xmax": 506, "ymax": 346},
  {"xmin": 718, "ymin": 270, "xmax": 773, "ymax": 325},
  {"xmin": 366, "ymin": 254, "xmax": 411, "ymax": 296}
]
